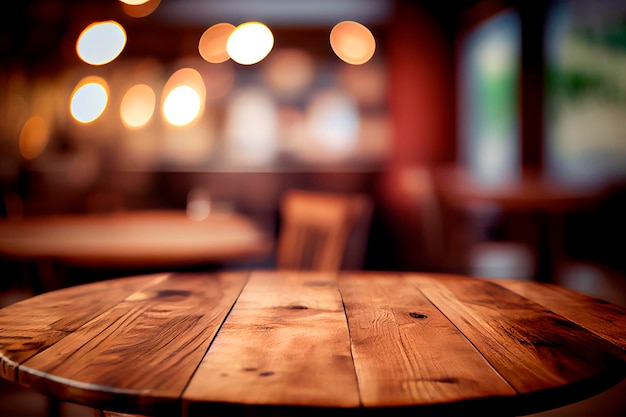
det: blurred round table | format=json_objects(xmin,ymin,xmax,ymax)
[
  {"xmin": 0, "ymin": 210, "xmax": 272, "ymax": 289},
  {"xmin": 437, "ymin": 169, "xmax": 608, "ymax": 281}
]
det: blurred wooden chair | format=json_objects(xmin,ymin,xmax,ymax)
[{"xmin": 276, "ymin": 190, "xmax": 373, "ymax": 271}]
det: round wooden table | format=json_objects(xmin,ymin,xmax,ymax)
[
  {"xmin": 436, "ymin": 169, "xmax": 609, "ymax": 282},
  {"xmin": 0, "ymin": 271, "xmax": 625, "ymax": 416},
  {"xmin": 0, "ymin": 210, "xmax": 272, "ymax": 269}
]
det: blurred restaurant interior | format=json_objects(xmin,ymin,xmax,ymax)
[
  {"xmin": 2, "ymin": 0, "xmax": 626, "ymax": 299},
  {"xmin": 1, "ymin": 1, "xmax": 626, "ymax": 415}
]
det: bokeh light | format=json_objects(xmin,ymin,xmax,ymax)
[
  {"xmin": 263, "ymin": 48, "xmax": 315, "ymax": 99},
  {"xmin": 330, "ymin": 21, "xmax": 376, "ymax": 65},
  {"xmin": 76, "ymin": 21, "xmax": 127, "ymax": 65},
  {"xmin": 70, "ymin": 77, "xmax": 109, "ymax": 123},
  {"xmin": 338, "ymin": 61, "xmax": 387, "ymax": 107},
  {"xmin": 118, "ymin": 0, "xmax": 150, "ymax": 5},
  {"xmin": 121, "ymin": 0, "xmax": 161, "ymax": 18},
  {"xmin": 120, "ymin": 84, "xmax": 156, "ymax": 129},
  {"xmin": 19, "ymin": 115, "xmax": 49, "ymax": 160},
  {"xmin": 162, "ymin": 67, "xmax": 206, "ymax": 127},
  {"xmin": 199, "ymin": 23, "xmax": 236, "ymax": 64},
  {"xmin": 226, "ymin": 22, "xmax": 274, "ymax": 65},
  {"xmin": 163, "ymin": 86, "xmax": 201, "ymax": 127}
]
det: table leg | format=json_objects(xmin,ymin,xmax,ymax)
[{"xmin": 47, "ymin": 397, "xmax": 60, "ymax": 417}]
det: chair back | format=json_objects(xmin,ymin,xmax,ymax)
[{"xmin": 276, "ymin": 190, "xmax": 372, "ymax": 271}]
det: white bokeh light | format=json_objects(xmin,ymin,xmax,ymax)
[
  {"xmin": 118, "ymin": 0, "xmax": 150, "ymax": 5},
  {"xmin": 163, "ymin": 85, "xmax": 201, "ymax": 127},
  {"xmin": 70, "ymin": 80, "xmax": 109, "ymax": 123},
  {"xmin": 76, "ymin": 21, "xmax": 127, "ymax": 65},
  {"xmin": 226, "ymin": 22, "xmax": 274, "ymax": 65}
]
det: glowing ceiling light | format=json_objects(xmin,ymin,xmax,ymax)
[
  {"xmin": 121, "ymin": 0, "xmax": 161, "ymax": 18},
  {"xmin": 76, "ymin": 21, "xmax": 127, "ymax": 65},
  {"xmin": 70, "ymin": 77, "xmax": 109, "ymax": 123},
  {"xmin": 161, "ymin": 67, "xmax": 206, "ymax": 127},
  {"xmin": 330, "ymin": 21, "xmax": 376, "ymax": 65},
  {"xmin": 199, "ymin": 23, "xmax": 236, "ymax": 63},
  {"xmin": 118, "ymin": 0, "xmax": 150, "ymax": 5},
  {"xmin": 163, "ymin": 86, "xmax": 201, "ymax": 127},
  {"xmin": 120, "ymin": 84, "xmax": 156, "ymax": 129},
  {"xmin": 226, "ymin": 22, "xmax": 274, "ymax": 65}
]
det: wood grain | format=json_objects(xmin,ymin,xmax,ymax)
[
  {"xmin": 18, "ymin": 272, "xmax": 248, "ymax": 415},
  {"xmin": 1, "ymin": 271, "xmax": 625, "ymax": 417},
  {"xmin": 494, "ymin": 279, "xmax": 626, "ymax": 359},
  {"xmin": 338, "ymin": 272, "xmax": 516, "ymax": 407},
  {"xmin": 0, "ymin": 274, "xmax": 165, "ymax": 381},
  {"xmin": 415, "ymin": 275, "xmax": 625, "ymax": 394},
  {"xmin": 183, "ymin": 270, "xmax": 360, "ymax": 412}
]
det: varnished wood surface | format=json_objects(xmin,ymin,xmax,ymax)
[
  {"xmin": 0, "ymin": 271, "xmax": 625, "ymax": 417},
  {"xmin": 0, "ymin": 210, "xmax": 272, "ymax": 268}
]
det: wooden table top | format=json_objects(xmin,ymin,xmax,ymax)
[
  {"xmin": 0, "ymin": 271, "xmax": 625, "ymax": 417},
  {"xmin": 0, "ymin": 210, "xmax": 272, "ymax": 268}
]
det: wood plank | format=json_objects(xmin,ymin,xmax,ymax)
[
  {"xmin": 416, "ymin": 276, "xmax": 625, "ymax": 394},
  {"xmin": 0, "ymin": 273, "xmax": 166, "ymax": 382},
  {"xmin": 18, "ymin": 272, "xmax": 247, "ymax": 415},
  {"xmin": 338, "ymin": 272, "xmax": 516, "ymax": 407},
  {"xmin": 183, "ymin": 270, "xmax": 360, "ymax": 413},
  {"xmin": 494, "ymin": 279, "xmax": 626, "ymax": 359}
]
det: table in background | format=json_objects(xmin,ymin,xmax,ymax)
[
  {"xmin": 0, "ymin": 210, "xmax": 272, "ymax": 291},
  {"xmin": 0, "ymin": 270, "xmax": 624, "ymax": 417},
  {"xmin": 437, "ymin": 169, "xmax": 608, "ymax": 282}
]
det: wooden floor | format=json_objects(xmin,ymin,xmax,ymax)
[{"xmin": 1, "ymin": 262, "xmax": 625, "ymax": 417}]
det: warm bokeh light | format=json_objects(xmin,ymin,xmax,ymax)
[
  {"xmin": 164, "ymin": 67, "xmax": 206, "ymax": 100},
  {"xmin": 338, "ymin": 61, "xmax": 387, "ymax": 106},
  {"xmin": 330, "ymin": 21, "xmax": 376, "ymax": 65},
  {"xmin": 163, "ymin": 86, "xmax": 201, "ymax": 127},
  {"xmin": 118, "ymin": 0, "xmax": 150, "ymax": 5},
  {"xmin": 226, "ymin": 22, "xmax": 274, "ymax": 65},
  {"xmin": 121, "ymin": 0, "xmax": 161, "ymax": 18},
  {"xmin": 199, "ymin": 23, "xmax": 236, "ymax": 63},
  {"xmin": 120, "ymin": 84, "xmax": 156, "ymax": 129},
  {"xmin": 162, "ymin": 67, "xmax": 206, "ymax": 127},
  {"xmin": 263, "ymin": 48, "xmax": 315, "ymax": 98},
  {"xmin": 70, "ymin": 77, "xmax": 109, "ymax": 123},
  {"xmin": 76, "ymin": 21, "xmax": 127, "ymax": 65},
  {"xmin": 19, "ymin": 115, "xmax": 49, "ymax": 160}
]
